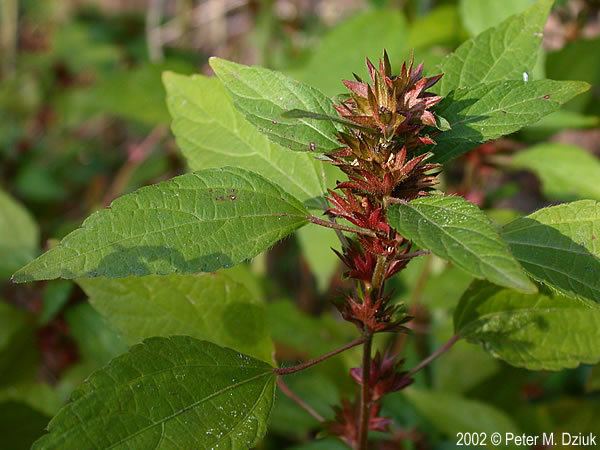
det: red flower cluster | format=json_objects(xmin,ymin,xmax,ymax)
[
  {"xmin": 329, "ymin": 354, "xmax": 413, "ymax": 446},
  {"xmin": 328, "ymin": 400, "xmax": 391, "ymax": 448},
  {"xmin": 323, "ymin": 53, "xmax": 443, "ymax": 447},
  {"xmin": 325, "ymin": 53, "xmax": 443, "ymax": 328},
  {"xmin": 350, "ymin": 352, "xmax": 413, "ymax": 401}
]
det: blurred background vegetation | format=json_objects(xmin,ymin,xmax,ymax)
[{"xmin": 0, "ymin": 0, "xmax": 599, "ymax": 449}]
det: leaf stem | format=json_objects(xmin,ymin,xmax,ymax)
[
  {"xmin": 407, "ymin": 334, "xmax": 461, "ymax": 377},
  {"xmin": 274, "ymin": 337, "xmax": 365, "ymax": 376},
  {"xmin": 309, "ymin": 216, "xmax": 378, "ymax": 238},
  {"xmin": 276, "ymin": 378, "xmax": 325, "ymax": 423},
  {"xmin": 357, "ymin": 332, "xmax": 373, "ymax": 450}
]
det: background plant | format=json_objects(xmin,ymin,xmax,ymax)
[{"xmin": 1, "ymin": 0, "xmax": 600, "ymax": 449}]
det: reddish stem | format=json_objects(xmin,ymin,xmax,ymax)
[
  {"xmin": 274, "ymin": 337, "xmax": 365, "ymax": 376},
  {"xmin": 407, "ymin": 334, "xmax": 461, "ymax": 377},
  {"xmin": 276, "ymin": 378, "xmax": 325, "ymax": 423},
  {"xmin": 357, "ymin": 332, "xmax": 373, "ymax": 450},
  {"xmin": 309, "ymin": 215, "xmax": 378, "ymax": 238}
]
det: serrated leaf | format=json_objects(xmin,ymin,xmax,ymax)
[
  {"xmin": 0, "ymin": 189, "xmax": 38, "ymax": 279},
  {"xmin": 293, "ymin": 9, "xmax": 408, "ymax": 96},
  {"xmin": 430, "ymin": 79, "xmax": 590, "ymax": 162},
  {"xmin": 455, "ymin": 281, "xmax": 600, "ymax": 370},
  {"xmin": 13, "ymin": 168, "xmax": 309, "ymax": 282},
  {"xmin": 163, "ymin": 72, "xmax": 330, "ymax": 209},
  {"xmin": 438, "ymin": 0, "xmax": 552, "ymax": 95},
  {"xmin": 404, "ymin": 388, "xmax": 519, "ymax": 436},
  {"xmin": 501, "ymin": 200, "xmax": 600, "ymax": 303},
  {"xmin": 79, "ymin": 272, "xmax": 273, "ymax": 362},
  {"xmin": 33, "ymin": 337, "xmax": 275, "ymax": 450},
  {"xmin": 511, "ymin": 143, "xmax": 600, "ymax": 201},
  {"xmin": 459, "ymin": 0, "xmax": 535, "ymax": 36},
  {"xmin": 210, "ymin": 57, "xmax": 341, "ymax": 153},
  {"xmin": 388, "ymin": 195, "xmax": 536, "ymax": 293}
]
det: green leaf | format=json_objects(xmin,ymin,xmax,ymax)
[
  {"xmin": 431, "ymin": 79, "xmax": 590, "ymax": 162},
  {"xmin": 511, "ymin": 143, "xmax": 600, "ymax": 201},
  {"xmin": 34, "ymin": 337, "xmax": 276, "ymax": 450},
  {"xmin": 388, "ymin": 195, "xmax": 536, "ymax": 293},
  {"xmin": 501, "ymin": 200, "xmax": 600, "ymax": 303},
  {"xmin": 293, "ymin": 9, "xmax": 408, "ymax": 96},
  {"xmin": 65, "ymin": 303, "xmax": 128, "ymax": 366},
  {"xmin": 437, "ymin": 0, "xmax": 552, "ymax": 95},
  {"xmin": 404, "ymin": 388, "xmax": 519, "ymax": 436},
  {"xmin": 0, "ymin": 189, "xmax": 38, "ymax": 279},
  {"xmin": 210, "ymin": 57, "xmax": 341, "ymax": 153},
  {"xmin": 79, "ymin": 272, "xmax": 274, "ymax": 362},
  {"xmin": 459, "ymin": 0, "xmax": 535, "ymax": 36},
  {"xmin": 455, "ymin": 281, "xmax": 600, "ymax": 370},
  {"xmin": 13, "ymin": 168, "xmax": 309, "ymax": 282},
  {"xmin": 163, "ymin": 72, "xmax": 330, "ymax": 209}
]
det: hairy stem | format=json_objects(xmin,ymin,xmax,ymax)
[
  {"xmin": 276, "ymin": 378, "xmax": 324, "ymax": 422},
  {"xmin": 408, "ymin": 334, "xmax": 460, "ymax": 377},
  {"xmin": 274, "ymin": 337, "xmax": 365, "ymax": 376},
  {"xmin": 309, "ymin": 216, "xmax": 379, "ymax": 238},
  {"xmin": 357, "ymin": 333, "xmax": 373, "ymax": 450}
]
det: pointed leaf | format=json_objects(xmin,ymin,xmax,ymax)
[
  {"xmin": 0, "ymin": 189, "xmax": 38, "ymax": 279},
  {"xmin": 79, "ymin": 272, "xmax": 273, "ymax": 362},
  {"xmin": 430, "ymin": 79, "xmax": 590, "ymax": 162},
  {"xmin": 210, "ymin": 57, "xmax": 341, "ymax": 153},
  {"xmin": 13, "ymin": 168, "xmax": 309, "ymax": 282},
  {"xmin": 438, "ymin": 0, "xmax": 552, "ymax": 95},
  {"xmin": 511, "ymin": 143, "xmax": 600, "ymax": 201},
  {"xmin": 388, "ymin": 195, "xmax": 536, "ymax": 293},
  {"xmin": 33, "ymin": 337, "xmax": 276, "ymax": 450},
  {"xmin": 501, "ymin": 200, "xmax": 600, "ymax": 303},
  {"xmin": 163, "ymin": 72, "xmax": 331, "ymax": 209},
  {"xmin": 455, "ymin": 281, "xmax": 600, "ymax": 370}
]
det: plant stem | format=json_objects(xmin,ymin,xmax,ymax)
[
  {"xmin": 309, "ymin": 216, "xmax": 378, "ymax": 238},
  {"xmin": 407, "ymin": 334, "xmax": 460, "ymax": 377},
  {"xmin": 274, "ymin": 337, "xmax": 365, "ymax": 376},
  {"xmin": 357, "ymin": 332, "xmax": 373, "ymax": 450},
  {"xmin": 371, "ymin": 255, "xmax": 388, "ymax": 295},
  {"xmin": 276, "ymin": 378, "xmax": 325, "ymax": 423}
]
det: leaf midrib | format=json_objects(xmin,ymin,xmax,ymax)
[
  {"xmin": 101, "ymin": 370, "xmax": 272, "ymax": 449},
  {"xmin": 399, "ymin": 201, "xmax": 523, "ymax": 285}
]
